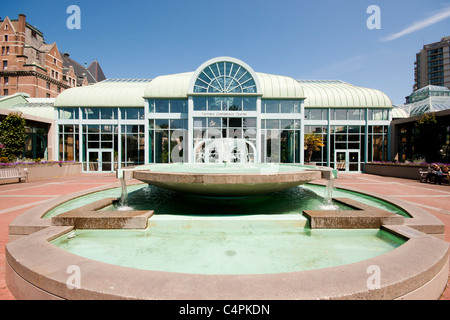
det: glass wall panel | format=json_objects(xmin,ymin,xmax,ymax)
[
  {"xmin": 243, "ymin": 97, "xmax": 257, "ymax": 111},
  {"xmin": 155, "ymin": 100, "xmax": 169, "ymax": 113},
  {"xmin": 58, "ymin": 108, "xmax": 79, "ymax": 120},
  {"xmin": 332, "ymin": 109, "xmax": 347, "ymax": 120},
  {"xmin": 149, "ymin": 119, "xmax": 188, "ymax": 163},
  {"xmin": 304, "ymin": 125, "xmax": 327, "ymax": 166},
  {"xmin": 305, "ymin": 108, "xmax": 327, "ymax": 120},
  {"xmin": 244, "ymin": 117, "xmax": 256, "ymax": 128},
  {"xmin": 155, "ymin": 130, "xmax": 169, "ymax": 163},
  {"xmin": 368, "ymin": 125, "xmax": 388, "ymax": 161},
  {"xmin": 192, "ymin": 117, "xmax": 257, "ymax": 163},
  {"xmin": 208, "ymin": 97, "xmax": 222, "ymax": 111},
  {"xmin": 193, "ymin": 97, "xmax": 207, "ymax": 111},
  {"xmin": 121, "ymin": 107, "xmax": 144, "ymax": 120},
  {"xmin": 264, "ymin": 100, "xmax": 279, "ymax": 113},
  {"xmin": 170, "ymin": 100, "xmax": 188, "ymax": 113},
  {"xmin": 262, "ymin": 119, "xmax": 302, "ymax": 163},
  {"xmin": 280, "ymin": 100, "xmax": 294, "ymax": 113},
  {"xmin": 348, "ymin": 109, "xmax": 362, "ymax": 120},
  {"xmin": 58, "ymin": 124, "xmax": 79, "ymax": 161},
  {"xmin": 82, "ymin": 108, "xmax": 100, "ymax": 119},
  {"xmin": 121, "ymin": 125, "xmax": 145, "ymax": 167},
  {"xmin": 369, "ymin": 109, "xmax": 389, "ymax": 121},
  {"xmin": 100, "ymin": 108, "xmax": 116, "ymax": 120},
  {"xmin": 194, "ymin": 61, "xmax": 258, "ymax": 93}
]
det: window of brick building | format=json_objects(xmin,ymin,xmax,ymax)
[
  {"xmin": 2, "ymin": 60, "xmax": 7, "ymax": 70},
  {"xmin": 4, "ymin": 77, "xmax": 9, "ymax": 85}
]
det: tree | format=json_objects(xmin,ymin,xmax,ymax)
[
  {"xmin": 304, "ymin": 133, "xmax": 325, "ymax": 163},
  {"xmin": 0, "ymin": 112, "xmax": 26, "ymax": 161}
]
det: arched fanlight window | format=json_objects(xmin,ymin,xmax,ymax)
[{"xmin": 193, "ymin": 61, "xmax": 257, "ymax": 93}]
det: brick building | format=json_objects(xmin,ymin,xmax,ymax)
[{"xmin": 0, "ymin": 14, "xmax": 105, "ymax": 98}]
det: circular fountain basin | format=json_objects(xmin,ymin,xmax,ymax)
[
  {"xmin": 129, "ymin": 163, "xmax": 327, "ymax": 196},
  {"xmin": 5, "ymin": 179, "xmax": 449, "ymax": 300}
]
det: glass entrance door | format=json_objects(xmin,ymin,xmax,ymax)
[
  {"xmin": 334, "ymin": 149, "xmax": 360, "ymax": 172},
  {"xmin": 87, "ymin": 149, "xmax": 114, "ymax": 172},
  {"xmin": 192, "ymin": 117, "xmax": 257, "ymax": 163}
]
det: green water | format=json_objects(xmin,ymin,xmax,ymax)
[
  {"xmin": 44, "ymin": 183, "xmax": 409, "ymax": 218},
  {"xmin": 52, "ymin": 221, "xmax": 404, "ymax": 274},
  {"xmin": 48, "ymin": 182, "xmax": 407, "ymax": 274}
]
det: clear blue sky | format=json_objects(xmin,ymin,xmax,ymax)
[{"xmin": 2, "ymin": 0, "xmax": 449, "ymax": 105}]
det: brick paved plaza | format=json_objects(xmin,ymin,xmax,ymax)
[{"xmin": 1, "ymin": 173, "xmax": 449, "ymax": 300}]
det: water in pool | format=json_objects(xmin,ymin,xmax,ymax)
[{"xmin": 49, "ymin": 183, "xmax": 406, "ymax": 274}]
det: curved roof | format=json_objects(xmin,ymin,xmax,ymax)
[
  {"xmin": 391, "ymin": 105, "xmax": 409, "ymax": 118},
  {"xmin": 54, "ymin": 80, "xmax": 151, "ymax": 107},
  {"xmin": 409, "ymin": 96, "xmax": 450, "ymax": 117},
  {"xmin": 409, "ymin": 85, "xmax": 450, "ymax": 103},
  {"xmin": 54, "ymin": 58, "xmax": 392, "ymax": 109},
  {"xmin": 144, "ymin": 71, "xmax": 305, "ymax": 99},
  {"xmin": 298, "ymin": 80, "xmax": 392, "ymax": 108},
  {"xmin": 0, "ymin": 94, "xmax": 55, "ymax": 120},
  {"xmin": 257, "ymin": 73, "xmax": 305, "ymax": 98},
  {"xmin": 144, "ymin": 72, "xmax": 193, "ymax": 98}
]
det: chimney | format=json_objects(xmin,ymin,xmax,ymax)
[
  {"xmin": 17, "ymin": 14, "xmax": 26, "ymax": 57},
  {"xmin": 18, "ymin": 14, "xmax": 26, "ymax": 33}
]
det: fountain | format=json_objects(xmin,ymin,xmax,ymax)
[
  {"xmin": 5, "ymin": 160, "xmax": 449, "ymax": 300},
  {"xmin": 122, "ymin": 163, "xmax": 334, "ymax": 197},
  {"xmin": 118, "ymin": 177, "xmax": 133, "ymax": 211},
  {"xmin": 320, "ymin": 175, "xmax": 339, "ymax": 210}
]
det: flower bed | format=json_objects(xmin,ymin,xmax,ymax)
[
  {"xmin": 365, "ymin": 162, "xmax": 449, "ymax": 180},
  {"xmin": 0, "ymin": 161, "xmax": 82, "ymax": 181}
]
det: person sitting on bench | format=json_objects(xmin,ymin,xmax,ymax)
[{"xmin": 425, "ymin": 164, "xmax": 443, "ymax": 184}]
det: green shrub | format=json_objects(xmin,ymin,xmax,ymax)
[{"xmin": 0, "ymin": 113, "xmax": 26, "ymax": 161}]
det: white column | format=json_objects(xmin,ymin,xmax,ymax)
[
  {"xmin": 300, "ymin": 101, "xmax": 305, "ymax": 164},
  {"xmin": 256, "ymin": 97, "xmax": 262, "ymax": 163},
  {"xmin": 188, "ymin": 96, "xmax": 194, "ymax": 163},
  {"xmin": 143, "ymin": 101, "xmax": 149, "ymax": 165}
]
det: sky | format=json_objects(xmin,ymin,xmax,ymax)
[{"xmin": 1, "ymin": 0, "xmax": 449, "ymax": 105}]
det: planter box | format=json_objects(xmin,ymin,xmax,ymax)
[
  {"xmin": 0, "ymin": 162, "xmax": 82, "ymax": 181},
  {"xmin": 364, "ymin": 163, "xmax": 428, "ymax": 180}
]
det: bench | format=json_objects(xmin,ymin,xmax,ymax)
[
  {"xmin": 336, "ymin": 161, "xmax": 346, "ymax": 170},
  {"xmin": 420, "ymin": 167, "xmax": 449, "ymax": 184},
  {"xmin": 0, "ymin": 167, "xmax": 28, "ymax": 183},
  {"xmin": 419, "ymin": 168, "xmax": 430, "ymax": 182}
]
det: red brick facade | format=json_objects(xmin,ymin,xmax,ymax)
[{"xmin": 0, "ymin": 14, "xmax": 93, "ymax": 98}]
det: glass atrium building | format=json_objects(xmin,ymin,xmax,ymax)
[{"xmin": 53, "ymin": 57, "xmax": 393, "ymax": 172}]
